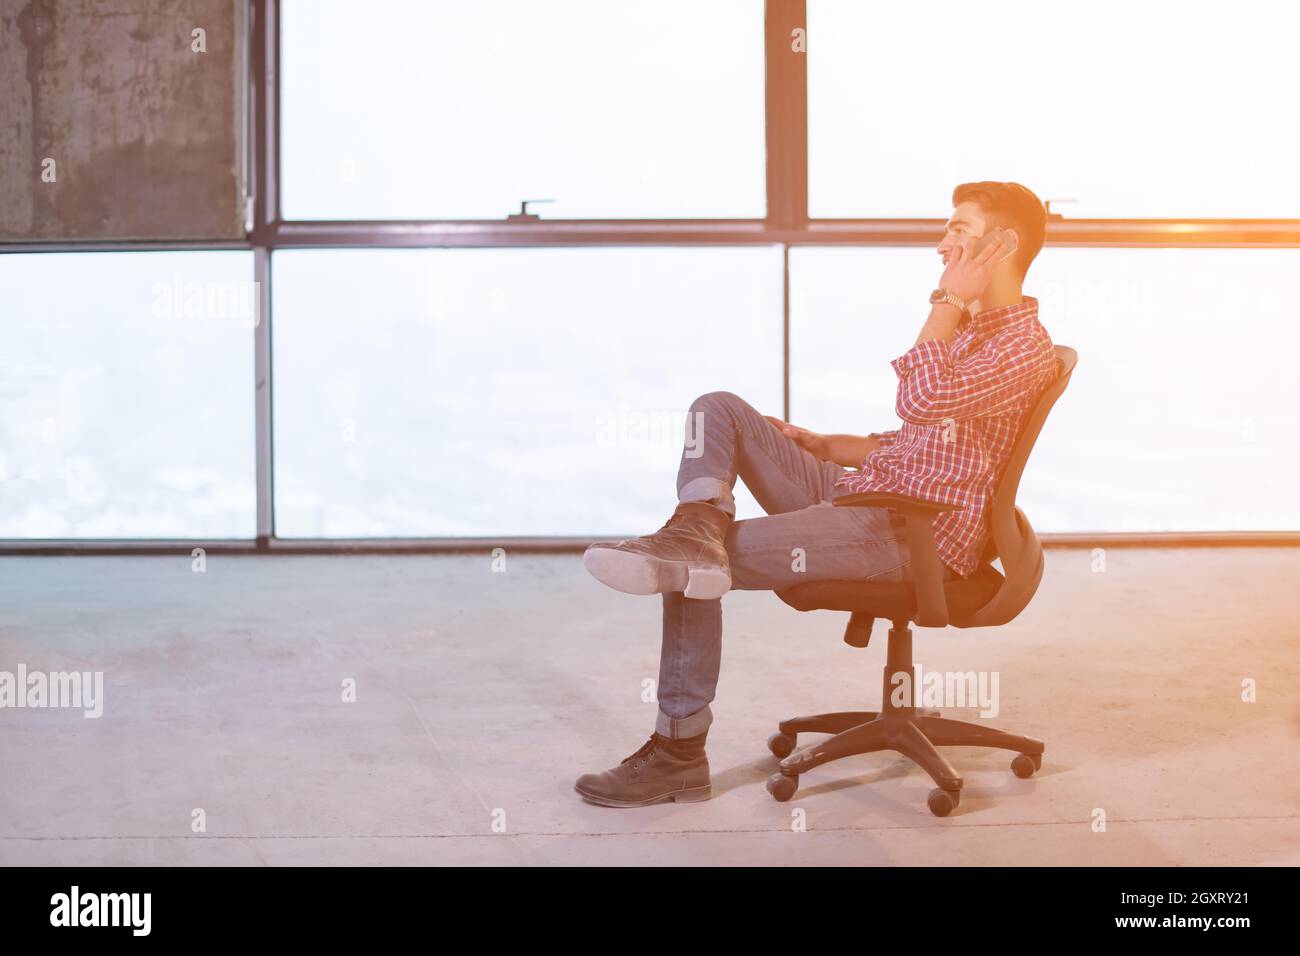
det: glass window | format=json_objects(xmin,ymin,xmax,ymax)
[
  {"xmin": 280, "ymin": 0, "xmax": 766, "ymax": 220},
  {"xmin": 789, "ymin": 245, "xmax": 1300, "ymax": 532},
  {"xmin": 807, "ymin": 0, "xmax": 1300, "ymax": 218},
  {"xmin": 271, "ymin": 247, "xmax": 784, "ymax": 536},
  {"xmin": 0, "ymin": 252, "xmax": 257, "ymax": 538}
]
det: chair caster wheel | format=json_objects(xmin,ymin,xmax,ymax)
[
  {"xmin": 927, "ymin": 787, "xmax": 960, "ymax": 817},
  {"xmin": 1011, "ymin": 753, "xmax": 1041, "ymax": 778},
  {"xmin": 767, "ymin": 772, "xmax": 798, "ymax": 802},
  {"xmin": 767, "ymin": 732, "xmax": 796, "ymax": 759}
]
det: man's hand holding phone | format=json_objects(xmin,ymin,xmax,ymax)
[{"xmin": 939, "ymin": 229, "xmax": 1017, "ymax": 306}]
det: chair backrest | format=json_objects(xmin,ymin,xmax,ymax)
[{"xmin": 959, "ymin": 344, "xmax": 1077, "ymax": 628}]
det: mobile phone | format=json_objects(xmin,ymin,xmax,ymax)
[{"xmin": 972, "ymin": 227, "xmax": 1019, "ymax": 263}]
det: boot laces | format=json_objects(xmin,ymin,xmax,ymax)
[
  {"xmin": 651, "ymin": 510, "xmax": 690, "ymax": 535},
  {"xmin": 622, "ymin": 734, "xmax": 663, "ymax": 768},
  {"xmin": 651, "ymin": 504, "xmax": 724, "ymax": 540}
]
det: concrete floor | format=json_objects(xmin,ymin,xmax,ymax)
[{"xmin": 1, "ymin": 547, "xmax": 1298, "ymax": 866}]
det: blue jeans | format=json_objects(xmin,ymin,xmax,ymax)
[{"xmin": 655, "ymin": 391, "xmax": 956, "ymax": 739}]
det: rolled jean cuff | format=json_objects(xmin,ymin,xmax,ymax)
[
  {"xmin": 656, "ymin": 703, "xmax": 713, "ymax": 739},
  {"xmin": 678, "ymin": 476, "xmax": 735, "ymax": 516}
]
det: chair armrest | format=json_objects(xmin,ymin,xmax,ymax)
[
  {"xmin": 832, "ymin": 491, "xmax": 962, "ymax": 518},
  {"xmin": 831, "ymin": 492, "xmax": 963, "ymax": 628}
]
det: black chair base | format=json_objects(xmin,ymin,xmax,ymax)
[{"xmin": 764, "ymin": 623, "xmax": 1045, "ymax": 816}]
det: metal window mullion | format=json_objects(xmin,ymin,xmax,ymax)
[
  {"xmin": 250, "ymin": 0, "xmax": 278, "ymax": 545},
  {"xmin": 765, "ymin": 0, "xmax": 807, "ymax": 424},
  {"xmin": 251, "ymin": 0, "xmax": 279, "ymax": 243},
  {"xmin": 782, "ymin": 244, "xmax": 791, "ymax": 420},
  {"xmin": 765, "ymin": 0, "xmax": 808, "ymax": 231},
  {"xmin": 253, "ymin": 247, "xmax": 274, "ymax": 544}
]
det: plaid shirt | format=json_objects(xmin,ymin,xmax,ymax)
[{"xmin": 833, "ymin": 295, "xmax": 1057, "ymax": 578}]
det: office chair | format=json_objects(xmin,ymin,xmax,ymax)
[{"xmin": 767, "ymin": 345, "xmax": 1077, "ymax": 816}]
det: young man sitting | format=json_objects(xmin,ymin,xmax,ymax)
[{"xmin": 576, "ymin": 181, "xmax": 1059, "ymax": 808}]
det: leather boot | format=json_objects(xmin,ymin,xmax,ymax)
[
  {"xmin": 574, "ymin": 731, "xmax": 711, "ymax": 807},
  {"xmin": 583, "ymin": 502, "xmax": 732, "ymax": 599}
]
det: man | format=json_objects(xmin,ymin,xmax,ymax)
[{"xmin": 575, "ymin": 181, "xmax": 1058, "ymax": 808}]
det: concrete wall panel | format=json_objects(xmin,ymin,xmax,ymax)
[{"xmin": 0, "ymin": 0, "xmax": 244, "ymax": 240}]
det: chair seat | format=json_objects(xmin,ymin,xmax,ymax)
[{"xmin": 775, "ymin": 561, "xmax": 1004, "ymax": 622}]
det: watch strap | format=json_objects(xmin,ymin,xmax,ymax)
[{"xmin": 931, "ymin": 288, "xmax": 967, "ymax": 312}]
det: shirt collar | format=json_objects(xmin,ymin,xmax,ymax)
[{"xmin": 964, "ymin": 294, "xmax": 1038, "ymax": 339}]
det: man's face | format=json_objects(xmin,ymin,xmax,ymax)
[{"xmin": 938, "ymin": 200, "xmax": 990, "ymax": 266}]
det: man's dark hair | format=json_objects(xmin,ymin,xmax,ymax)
[{"xmin": 951, "ymin": 181, "xmax": 1048, "ymax": 280}]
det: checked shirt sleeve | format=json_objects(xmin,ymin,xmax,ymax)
[{"xmin": 890, "ymin": 331, "xmax": 1049, "ymax": 425}]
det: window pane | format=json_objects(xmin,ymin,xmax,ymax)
[
  {"xmin": 281, "ymin": 0, "xmax": 766, "ymax": 220},
  {"xmin": 0, "ymin": 252, "xmax": 256, "ymax": 538},
  {"xmin": 790, "ymin": 246, "xmax": 1300, "ymax": 532},
  {"xmin": 807, "ymin": 0, "xmax": 1300, "ymax": 218},
  {"xmin": 272, "ymin": 247, "xmax": 783, "ymax": 536}
]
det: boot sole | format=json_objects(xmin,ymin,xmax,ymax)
[
  {"xmin": 583, "ymin": 547, "xmax": 730, "ymax": 600},
  {"xmin": 573, "ymin": 782, "xmax": 712, "ymax": 808}
]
